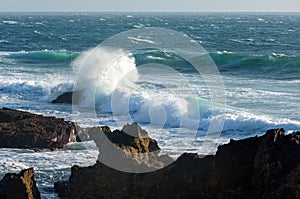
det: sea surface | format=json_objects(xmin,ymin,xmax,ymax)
[{"xmin": 0, "ymin": 12, "xmax": 299, "ymax": 198}]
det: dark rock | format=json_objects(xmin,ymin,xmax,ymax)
[
  {"xmin": 0, "ymin": 108, "xmax": 78, "ymax": 150},
  {"xmin": 52, "ymin": 92, "xmax": 73, "ymax": 104},
  {"xmin": 54, "ymin": 180, "xmax": 69, "ymax": 198},
  {"xmin": 0, "ymin": 168, "xmax": 41, "ymax": 199},
  {"xmin": 52, "ymin": 90, "xmax": 82, "ymax": 104},
  {"xmin": 77, "ymin": 123, "xmax": 161, "ymax": 153},
  {"xmin": 84, "ymin": 123, "xmax": 173, "ymax": 172},
  {"xmin": 56, "ymin": 128, "xmax": 300, "ymax": 199}
]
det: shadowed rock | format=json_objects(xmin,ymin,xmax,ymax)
[
  {"xmin": 54, "ymin": 181, "xmax": 69, "ymax": 198},
  {"xmin": 55, "ymin": 128, "xmax": 300, "ymax": 199},
  {"xmin": 0, "ymin": 168, "xmax": 41, "ymax": 199},
  {"xmin": 52, "ymin": 92, "xmax": 73, "ymax": 104},
  {"xmin": 52, "ymin": 90, "xmax": 83, "ymax": 104},
  {"xmin": 0, "ymin": 108, "xmax": 78, "ymax": 150}
]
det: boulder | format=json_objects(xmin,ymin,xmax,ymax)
[
  {"xmin": 52, "ymin": 90, "xmax": 83, "ymax": 104},
  {"xmin": 0, "ymin": 168, "xmax": 41, "ymax": 199},
  {"xmin": 52, "ymin": 91, "xmax": 73, "ymax": 104},
  {"xmin": 0, "ymin": 108, "xmax": 78, "ymax": 150},
  {"xmin": 55, "ymin": 128, "xmax": 300, "ymax": 199}
]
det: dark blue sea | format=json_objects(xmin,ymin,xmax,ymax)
[{"xmin": 0, "ymin": 13, "xmax": 299, "ymax": 198}]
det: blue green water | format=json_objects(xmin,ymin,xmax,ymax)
[{"xmin": 0, "ymin": 13, "xmax": 299, "ymax": 198}]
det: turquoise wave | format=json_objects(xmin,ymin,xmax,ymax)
[
  {"xmin": 137, "ymin": 51, "xmax": 300, "ymax": 73},
  {"xmin": 1, "ymin": 49, "xmax": 299, "ymax": 73},
  {"xmin": 210, "ymin": 53, "xmax": 300, "ymax": 70},
  {"xmin": 2, "ymin": 50, "xmax": 79, "ymax": 64}
]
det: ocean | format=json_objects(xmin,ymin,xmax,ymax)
[{"xmin": 0, "ymin": 12, "xmax": 299, "ymax": 198}]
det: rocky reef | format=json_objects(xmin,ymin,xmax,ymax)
[
  {"xmin": 0, "ymin": 168, "xmax": 41, "ymax": 199},
  {"xmin": 55, "ymin": 128, "xmax": 300, "ymax": 199},
  {"xmin": 0, "ymin": 108, "xmax": 78, "ymax": 150}
]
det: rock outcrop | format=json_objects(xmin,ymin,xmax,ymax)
[
  {"xmin": 0, "ymin": 168, "xmax": 41, "ymax": 199},
  {"xmin": 52, "ymin": 90, "xmax": 83, "ymax": 104},
  {"xmin": 52, "ymin": 91, "xmax": 73, "ymax": 104},
  {"xmin": 77, "ymin": 123, "xmax": 173, "ymax": 172},
  {"xmin": 0, "ymin": 108, "xmax": 78, "ymax": 150},
  {"xmin": 55, "ymin": 128, "xmax": 300, "ymax": 199}
]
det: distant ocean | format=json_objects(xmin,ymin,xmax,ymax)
[{"xmin": 0, "ymin": 13, "xmax": 299, "ymax": 198}]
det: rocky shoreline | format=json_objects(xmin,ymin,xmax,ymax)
[
  {"xmin": 55, "ymin": 128, "xmax": 300, "ymax": 199},
  {"xmin": 0, "ymin": 108, "xmax": 299, "ymax": 199},
  {"xmin": 0, "ymin": 108, "xmax": 78, "ymax": 151}
]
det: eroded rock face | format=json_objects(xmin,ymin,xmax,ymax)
[
  {"xmin": 0, "ymin": 108, "xmax": 78, "ymax": 150},
  {"xmin": 80, "ymin": 123, "xmax": 173, "ymax": 173},
  {"xmin": 0, "ymin": 168, "xmax": 41, "ymax": 199},
  {"xmin": 56, "ymin": 128, "xmax": 300, "ymax": 199}
]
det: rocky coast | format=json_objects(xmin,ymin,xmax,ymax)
[{"xmin": 0, "ymin": 108, "xmax": 299, "ymax": 199}]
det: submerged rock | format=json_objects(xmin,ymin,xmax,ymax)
[
  {"xmin": 56, "ymin": 128, "xmax": 300, "ymax": 199},
  {"xmin": 0, "ymin": 168, "xmax": 41, "ymax": 199},
  {"xmin": 0, "ymin": 108, "xmax": 78, "ymax": 150}
]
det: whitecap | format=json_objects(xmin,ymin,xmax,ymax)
[
  {"xmin": 146, "ymin": 55, "xmax": 165, "ymax": 60},
  {"xmin": 128, "ymin": 36, "xmax": 156, "ymax": 44},
  {"xmin": 271, "ymin": 53, "xmax": 287, "ymax": 57},
  {"xmin": 34, "ymin": 30, "xmax": 43, "ymax": 35},
  {"xmin": 216, "ymin": 50, "xmax": 235, "ymax": 54},
  {"xmin": 132, "ymin": 23, "xmax": 145, "ymax": 28},
  {"xmin": 2, "ymin": 20, "xmax": 18, "ymax": 25},
  {"xmin": 35, "ymin": 22, "xmax": 44, "ymax": 25}
]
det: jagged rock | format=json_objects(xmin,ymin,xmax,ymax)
[
  {"xmin": 83, "ymin": 123, "xmax": 173, "ymax": 172},
  {"xmin": 0, "ymin": 108, "xmax": 78, "ymax": 150},
  {"xmin": 55, "ymin": 128, "xmax": 300, "ymax": 199},
  {"xmin": 0, "ymin": 168, "xmax": 41, "ymax": 199}
]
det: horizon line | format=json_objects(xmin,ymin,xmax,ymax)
[{"xmin": 0, "ymin": 10, "xmax": 300, "ymax": 13}]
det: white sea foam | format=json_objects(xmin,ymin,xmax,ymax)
[
  {"xmin": 69, "ymin": 47, "xmax": 300, "ymax": 135},
  {"xmin": 34, "ymin": 30, "xmax": 43, "ymax": 35},
  {"xmin": 216, "ymin": 50, "xmax": 235, "ymax": 54},
  {"xmin": 0, "ymin": 40, "xmax": 9, "ymax": 43},
  {"xmin": 128, "ymin": 36, "xmax": 156, "ymax": 44},
  {"xmin": 146, "ymin": 55, "xmax": 165, "ymax": 60},
  {"xmin": 2, "ymin": 20, "xmax": 18, "ymax": 25}
]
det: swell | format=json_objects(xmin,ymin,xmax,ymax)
[
  {"xmin": 0, "ymin": 50, "xmax": 78, "ymax": 64},
  {"xmin": 1, "ymin": 49, "xmax": 299, "ymax": 73},
  {"xmin": 135, "ymin": 50, "xmax": 300, "ymax": 74},
  {"xmin": 211, "ymin": 52, "xmax": 300, "ymax": 71}
]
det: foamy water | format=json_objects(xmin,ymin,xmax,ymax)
[{"xmin": 0, "ymin": 13, "xmax": 299, "ymax": 198}]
